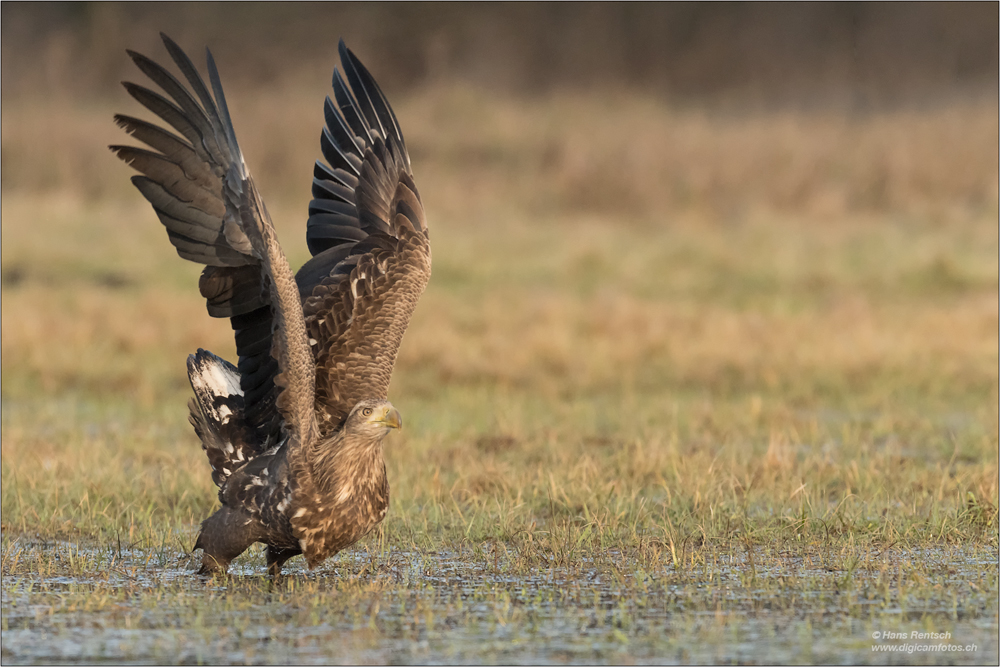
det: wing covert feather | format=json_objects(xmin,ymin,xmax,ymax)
[{"xmin": 293, "ymin": 41, "xmax": 429, "ymax": 434}]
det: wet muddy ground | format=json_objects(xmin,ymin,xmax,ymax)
[{"xmin": 2, "ymin": 538, "xmax": 996, "ymax": 664}]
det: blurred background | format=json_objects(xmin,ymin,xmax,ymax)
[
  {"xmin": 1, "ymin": 2, "xmax": 997, "ymax": 419},
  {"xmin": 2, "ymin": 2, "xmax": 997, "ymax": 216},
  {"xmin": 4, "ymin": 2, "xmax": 998, "ymax": 101}
]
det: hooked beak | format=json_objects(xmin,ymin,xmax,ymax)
[{"xmin": 379, "ymin": 406, "xmax": 402, "ymax": 430}]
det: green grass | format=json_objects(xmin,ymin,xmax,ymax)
[{"xmin": 2, "ymin": 91, "xmax": 998, "ymax": 663}]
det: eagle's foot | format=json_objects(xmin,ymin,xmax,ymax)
[{"xmin": 266, "ymin": 545, "xmax": 301, "ymax": 577}]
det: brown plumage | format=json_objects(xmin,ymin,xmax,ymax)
[{"xmin": 111, "ymin": 34, "xmax": 430, "ymax": 575}]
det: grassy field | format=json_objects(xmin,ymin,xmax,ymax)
[{"xmin": 1, "ymin": 82, "xmax": 998, "ymax": 663}]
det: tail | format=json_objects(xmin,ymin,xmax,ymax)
[{"xmin": 187, "ymin": 349, "xmax": 261, "ymax": 486}]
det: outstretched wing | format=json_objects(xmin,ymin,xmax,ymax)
[
  {"xmin": 111, "ymin": 34, "xmax": 317, "ymax": 449},
  {"xmin": 297, "ymin": 41, "xmax": 431, "ymax": 435}
]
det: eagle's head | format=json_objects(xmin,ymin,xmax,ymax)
[{"xmin": 345, "ymin": 399, "xmax": 402, "ymax": 438}]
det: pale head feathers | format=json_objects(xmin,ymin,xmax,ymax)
[{"xmin": 344, "ymin": 399, "xmax": 402, "ymax": 437}]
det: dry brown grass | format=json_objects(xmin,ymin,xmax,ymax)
[{"xmin": 3, "ymin": 81, "xmax": 997, "ymax": 224}]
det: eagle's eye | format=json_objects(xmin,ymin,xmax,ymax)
[{"xmin": 362, "ymin": 407, "xmax": 373, "ymax": 417}]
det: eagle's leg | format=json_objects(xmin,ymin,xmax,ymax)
[
  {"xmin": 266, "ymin": 545, "xmax": 301, "ymax": 577},
  {"xmin": 193, "ymin": 507, "xmax": 262, "ymax": 575}
]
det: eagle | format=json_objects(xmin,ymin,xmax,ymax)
[{"xmin": 110, "ymin": 34, "xmax": 430, "ymax": 575}]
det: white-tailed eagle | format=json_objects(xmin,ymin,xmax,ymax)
[{"xmin": 111, "ymin": 34, "xmax": 430, "ymax": 575}]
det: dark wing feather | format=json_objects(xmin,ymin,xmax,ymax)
[
  {"xmin": 295, "ymin": 41, "xmax": 430, "ymax": 436},
  {"xmin": 112, "ymin": 34, "xmax": 313, "ymax": 448},
  {"xmin": 125, "ymin": 49, "xmax": 230, "ymax": 167},
  {"xmin": 338, "ymin": 41, "xmax": 408, "ymax": 166}
]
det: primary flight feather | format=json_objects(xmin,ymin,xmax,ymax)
[{"xmin": 111, "ymin": 34, "xmax": 430, "ymax": 575}]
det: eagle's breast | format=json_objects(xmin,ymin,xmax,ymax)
[{"xmin": 290, "ymin": 442, "xmax": 389, "ymax": 567}]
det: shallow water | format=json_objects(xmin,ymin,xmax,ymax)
[{"xmin": 2, "ymin": 539, "xmax": 997, "ymax": 664}]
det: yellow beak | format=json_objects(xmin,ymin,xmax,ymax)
[{"xmin": 379, "ymin": 406, "xmax": 402, "ymax": 430}]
